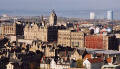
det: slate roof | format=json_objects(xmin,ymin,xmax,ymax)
[{"xmin": 87, "ymin": 58, "xmax": 103, "ymax": 63}]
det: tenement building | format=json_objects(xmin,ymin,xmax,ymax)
[
  {"xmin": 24, "ymin": 23, "xmax": 58, "ymax": 42},
  {"xmin": 58, "ymin": 29, "xmax": 85, "ymax": 48},
  {"xmin": 0, "ymin": 22, "xmax": 24, "ymax": 36},
  {"xmin": 24, "ymin": 23, "xmax": 47, "ymax": 41},
  {"xmin": 85, "ymin": 34, "xmax": 118, "ymax": 50}
]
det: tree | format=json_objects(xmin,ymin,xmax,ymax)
[{"xmin": 76, "ymin": 59, "xmax": 83, "ymax": 68}]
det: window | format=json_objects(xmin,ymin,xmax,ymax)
[{"xmin": 72, "ymin": 42, "xmax": 74, "ymax": 46}]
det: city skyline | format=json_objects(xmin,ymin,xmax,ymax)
[
  {"xmin": 1, "ymin": 4, "xmax": 120, "ymax": 69},
  {"xmin": 0, "ymin": 0, "xmax": 120, "ymax": 19}
]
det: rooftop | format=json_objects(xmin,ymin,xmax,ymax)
[
  {"xmin": 86, "ymin": 48, "xmax": 120, "ymax": 55},
  {"xmin": 87, "ymin": 58, "xmax": 103, "ymax": 63},
  {"xmin": 102, "ymin": 65, "xmax": 120, "ymax": 68}
]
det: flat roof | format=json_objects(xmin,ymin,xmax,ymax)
[
  {"xmin": 102, "ymin": 65, "xmax": 120, "ymax": 68},
  {"xmin": 85, "ymin": 48, "xmax": 120, "ymax": 55}
]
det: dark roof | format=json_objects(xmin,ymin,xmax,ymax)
[
  {"xmin": 77, "ymin": 49, "xmax": 86, "ymax": 55},
  {"xmin": 82, "ymin": 49, "xmax": 88, "ymax": 58},
  {"xmin": 58, "ymin": 49, "xmax": 80, "ymax": 57},
  {"xmin": 87, "ymin": 58, "xmax": 103, "ymax": 63},
  {"xmin": 0, "ymin": 38, "xmax": 9, "ymax": 46}
]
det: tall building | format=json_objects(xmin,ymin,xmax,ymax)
[
  {"xmin": 107, "ymin": 11, "xmax": 113, "ymax": 20},
  {"xmin": 49, "ymin": 10, "xmax": 57, "ymax": 26},
  {"xmin": 90, "ymin": 12, "xmax": 95, "ymax": 19}
]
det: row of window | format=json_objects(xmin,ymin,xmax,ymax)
[
  {"xmin": 58, "ymin": 37, "xmax": 84, "ymax": 40},
  {"xmin": 58, "ymin": 33, "xmax": 83, "ymax": 36}
]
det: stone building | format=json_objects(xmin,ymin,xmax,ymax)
[
  {"xmin": 58, "ymin": 29, "xmax": 85, "ymax": 48},
  {"xmin": 24, "ymin": 23, "xmax": 59, "ymax": 42},
  {"xmin": 24, "ymin": 10, "xmax": 59, "ymax": 42},
  {"xmin": 0, "ymin": 22, "xmax": 24, "ymax": 36},
  {"xmin": 45, "ymin": 45, "xmax": 55, "ymax": 57},
  {"xmin": 0, "ymin": 23, "xmax": 16, "ymax": 36},
  {"xmin": 24, "ymin": 23, "xmax": 48, "ymax": 41},
  {"xmin": 6, "ymin": 62, "xmax": 14, "ymax": 69}
]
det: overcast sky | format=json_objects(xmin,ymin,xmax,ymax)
[{"xmin": 0, "ymin": 0, "xmax": 120, "ymax": 11}]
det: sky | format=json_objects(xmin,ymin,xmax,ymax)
[
  {"xmin": 0, "ymin": 0, "xmax": 120, "ymax": 17},
  {"xmin": 0, "ymin": 0, "xmax": 120, "ymax": 11}
]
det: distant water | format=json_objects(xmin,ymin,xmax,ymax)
[{"xmin": 0, "ymin": 9, "xmax": 120, "ymax": 20}]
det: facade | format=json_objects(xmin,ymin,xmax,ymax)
[
  {"xmin": 0, "ymin": 23, "xmax": 16, "ymax": 36},
  {"xmin": 70, "ymin": 49, "xmax": 82, "ymax": 60},
  {"xmin": 58, "ymin": 30, "xmax": 84, "ymax": 48},
  {"xmin": 24, "ymin": 23, "xmax": 48, "ymax": 41},
  {"xmin": 58, "ymin": 30, "xmax": 70, "ymax": 46},
  {"xmin": 40, "ymin": 63, "xmax": 50, "ymax": 69},
  {"xmin": 0, "ymin": 22, "xmax": 24, "ymax": 36},
  {"xmin": 6, "ymin": 62, "xmax": 14, "ymax": 69},
  {"xmin": 6, "ymin": 62, "xmax": 21, "ymax": 69},
  {"xmin": 50, "ymin": 59, "xmax": 70, "ymax": 69},
  {"xmin": 85, "ymin": 35, "xmax": 107, "ymax": 49},
  {"xmin": 45, "ymin": 46, "xmax": 55, "ymax": 57},
  {"xmin": 85, "ymin": 35, "xmax": 118, "ymax": 50},
  {"xmin": 24, "ymin": 23, "xmax": 58, "ymax": 42},
  {"xmin": 71, "ymin": 31, "xmax": 84, "ymax": 48},
  {"xmin": 49, "ymin": 10, "xmax": 57, "ymax": 26}
]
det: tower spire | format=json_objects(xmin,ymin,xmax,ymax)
[{"xmin": 49, "ymin": 10, "xmax": 57, "ymax": 26}]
